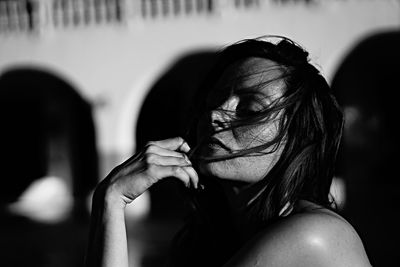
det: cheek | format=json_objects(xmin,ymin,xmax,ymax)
[
  {"xmin": 199, "ymin": 142, "xmax": 285, "ymax": 183},
  {"xmin": 232, "ymin": 122, "xmax": 279, "ymax": 147}
]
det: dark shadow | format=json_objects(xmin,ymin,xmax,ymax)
[
  {"xmin": 0, "ymin": 67, "xmax": 99, "ymax": 267},
  {"xmin": 134, "ymin": 50, "xmax": 218, "ymax": 267},
  {"xmin": 136, "ymin": 50, "xmax": 218, "ymax": 219},
  {"xmin": 331, "ymin": 31, "xmax": 400, "ymax": 266}
]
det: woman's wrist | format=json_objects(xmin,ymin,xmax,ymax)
[
  {"xmin": 92, "ymin": 179, "xmax": 127, "ymax": 213},
  {"xmin": 104, "ymin": 184, "xmax": 127, "ymax": 212}
]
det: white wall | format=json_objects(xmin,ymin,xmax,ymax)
[{"xmin": 1, "ymin": 0, "xmax": 399, "ymax": 177}]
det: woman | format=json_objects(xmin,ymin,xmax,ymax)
[{"xmin": 86, "ymin": 36, "xmax": 371, "ymax": 267}]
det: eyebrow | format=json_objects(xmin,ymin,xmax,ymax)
[
  {"xmin": 234, "ymin": 83, "xmax": 278, "ymax": 99},
  {"xmin": 235, "ymin": 90, "xmax": 266, "ymax": 98}
]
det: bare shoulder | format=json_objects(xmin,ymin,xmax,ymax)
[{"xmin": 224, "ymin": 200, "xmax": 372, "ymax": 267}]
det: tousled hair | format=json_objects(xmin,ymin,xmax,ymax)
[
  {"xmin": 169, "ymin": 36, "xmax": 344, "ymax": 267},
  {"xmin": 187, "ymin": 36, "xmax": 343, "ymax": 225}
]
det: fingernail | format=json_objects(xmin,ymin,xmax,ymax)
[{"xmin": 182, "ymin": 142, "xmax": 191, "ymax": 152}]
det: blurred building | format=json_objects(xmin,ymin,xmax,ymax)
[
  {"xmin": 0, "ymin": 0, "xmax": 398, "ymax": 171},
  {"xmin": 0, "ymin": 0, "xmax": 399, "ymax": 267}
]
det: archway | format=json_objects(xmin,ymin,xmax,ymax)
[
  {"xmin": 0, "ymin": 66, "xmax": 98, "ymax": 267},
  {"xmin": 134, "ymin": 50, "xmax": 218, "ymax": 267},
  {"xmin": 331, "ymin": 31, "xmax": 400, "ymax": 266}
]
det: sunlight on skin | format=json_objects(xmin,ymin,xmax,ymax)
[{"xmin": 308, "ymin": 235, "xmax": 325, "ymax": 248}]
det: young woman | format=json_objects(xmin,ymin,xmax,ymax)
[{"xmin": 85, "ymin": 36, "xmax": 371, "ymax": 267}]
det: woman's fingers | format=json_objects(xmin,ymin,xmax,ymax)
[
  {"xmin": 145, "ymin": 153, "xmax": 189, "ymax": 166},
  {"xmin": 147, "ymin": 137, "xmax": 190, "ymax": 153},
  {"xmin": 120, "ymin": 137, "xmax": 190, "ymax": 169},
  {"xmin": 182, "ymin": 166, "xmax": 199, "ymax": 189},
  {"xmin": 110, "ymin": 137, "xmax": 198, "ymax": 201},
  {"xmin": 144, "ymin": 153, "xmax": 199, "ymax": 188},
  {"xmin": 148, "ymin": 165, "xmax": 191, "ymax": 187},
  {"xmin": 120, "ymin": 138, "xmax": 189, "ymax": 168},
  {"xmin": 145, "ymin": 144, "xmax": 188, "ymax": 158}
]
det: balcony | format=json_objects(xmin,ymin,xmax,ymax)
[{"xmin": 0, "ymin": 0, "xmax": 270, "ymax": 33}]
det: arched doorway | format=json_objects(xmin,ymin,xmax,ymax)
[
  {"xmin": 331, "ymin": 31, "xmax": 400, "ymax": 266},
  {"xmin": 0, "ymin": 66, "xmax": 98, "ymax": 267},
  {"xmin": 134, "ymin": 50, "xmax": 217, "ymax": 267}
]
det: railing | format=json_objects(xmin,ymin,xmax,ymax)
[{"xmin": 0, "ymin": 0, "xmax": 318, "ymax": 34}]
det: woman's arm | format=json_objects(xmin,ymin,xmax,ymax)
[
  {"xmin": 85, "ymin": 137, "xmax": 198, "ymax": 267},
  {"xmin": 85, "ymin": 180, "xmax": 129, "ymax": 267}
]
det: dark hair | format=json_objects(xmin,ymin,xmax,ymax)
[
  {"xmin": 168, "ymin": 36, "xmax": 344, "ymax": 267},
  {"xmin": 188, "ymin": 36, "xmax": 344, "ymax": 225}
]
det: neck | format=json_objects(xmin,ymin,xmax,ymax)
[{"xmin": 217, "ymin": 179, "xmax": 263, "ymax": 240}]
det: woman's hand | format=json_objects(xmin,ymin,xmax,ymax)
[
  {"xmin": 86, "ymin": 137, "xmax": 197, "ymax": 267},
  {"xmin": 96, "ymin": 137, "xmax": 199, "ymax": 209}
]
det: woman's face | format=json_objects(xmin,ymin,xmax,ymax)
[{"xmin": 196, "ymin": 57, "xmax": 286, "ymax": 184}]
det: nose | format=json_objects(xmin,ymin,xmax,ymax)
[{"xmin": 210, "ymin": 96, "xmax": 239, "ymax": 131}]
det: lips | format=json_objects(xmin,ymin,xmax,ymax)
[{"xmin": 204, "ymin": 136, "xmax": 231, "ymax": 152}]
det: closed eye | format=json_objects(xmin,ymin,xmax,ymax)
[{"xmin": 236, "ymin": 94, "xmax": 268, "ymax": 118}]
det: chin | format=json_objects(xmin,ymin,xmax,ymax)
[
  {"xmin": 198, "ymin": 158, "xmax": 271, "ymax": 184},
  {"xmin": 198, "ymin": 160, "xmax": 251, "ymax": 183},
  {"xmin": 198, "ymin": 160, "xmax": 232, "ymax": 180}
]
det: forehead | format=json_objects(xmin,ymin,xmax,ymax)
[{"xmin": 218, "ymin": 57, "xmax": 286, "ymax": 98}]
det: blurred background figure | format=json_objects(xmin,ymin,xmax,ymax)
[
  {"xmin": 332, "ymin": 31, "xmax": 400, "ymax": 267},
  {"xmin": 0, "ymin": 0, "xmax": 399, "ymax": 266}
]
